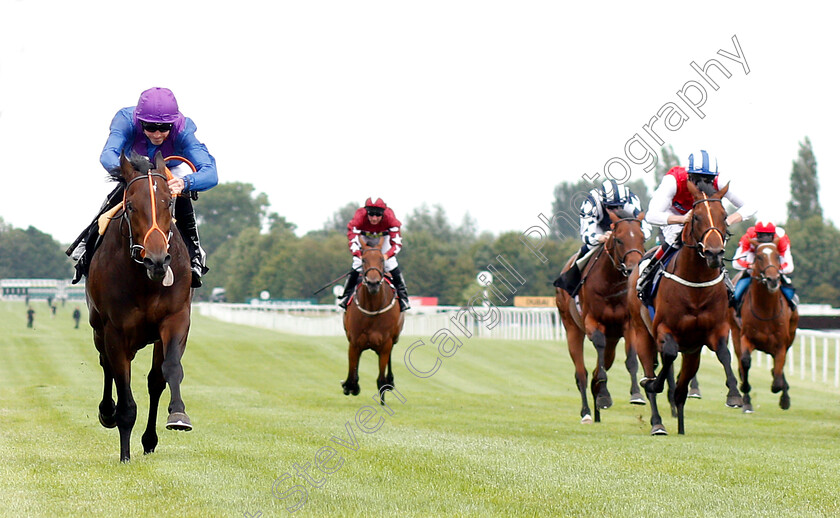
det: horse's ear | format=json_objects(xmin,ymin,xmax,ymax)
[
  {"xmin": 377, "ymin": 236, "xmax": 385, "ymax": 249},
  {"xmin": 749, "ymin": 237, "xmax": 759, "ymax": 248},
  {"xmin": 119, "ymin": 152, "xmax": 134, "ymax": 181},
  {"xmin": 637, "ymin": 211, "xmax": 646, "ymax": 222},
  {"xmin": 154, "ymin": 151, "xmax": 166, "ymax": 174},
  {"xmin": 607, "ymin": 209, "xmax": 620, "ymax": 224},
  {"xmin": 715, "ymin": 181, "xmax": 730, "ymax": 199}
]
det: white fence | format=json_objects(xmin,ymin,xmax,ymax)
[{"xmin": 195, "ymin": 303, "xmax": 840, "ymax": 389}]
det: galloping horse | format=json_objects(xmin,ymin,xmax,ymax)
[
  {"xmin": 86, "ymin": 152, "xmax": 193, "ymax": 462},
  {"xmin": 556, "ymin": 209, "xmax": 647, "ymax": 424},
  {"xmin": 342, "ymin": 237, "xmax": 405, "ymax": 403},
  {"xmin": 729, "ymin": 238, "xmax": 799, "ymax": 412},
  {"xmin": 626, "ymin": 181, "xmax": 742, "ymax": 435}
]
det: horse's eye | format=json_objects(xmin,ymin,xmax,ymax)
[
  {"xmin": 126, "ymin": 201, "xmax": 135, "ymax": 212},
  {"xmin": 615, "ymin": 238, "xmax": 623, "ymax": 246}
]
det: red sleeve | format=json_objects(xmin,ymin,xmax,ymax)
[
  {"xmin": 778, "ymin": 234, "xmax": 791, "ymax": 255},
  {"xmin": 738, "ymin": 227, "xmax": 756, "ymax": 251}
]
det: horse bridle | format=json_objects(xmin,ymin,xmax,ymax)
[
  {"xmin": 684, "ymin": 197, "xmax": 729, "ymax": 258},
  {"xmin": 121, "ymin": 172, "xmax": 174, "ymax": 264},
  {"xmin": 753, "ymin": 243, "xmax": 782, "ymax": 289},
  {"xmin": 361, "ymin": 247, "xmax": 385, "ymax": 286},
  {"xmin": 605, "ymin": 217, "xmax": 645, "ymax": 277}
]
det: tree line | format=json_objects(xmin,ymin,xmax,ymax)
[{"xmin": 1, "ymin": 137, "xmax": 837, "ymax": 306}]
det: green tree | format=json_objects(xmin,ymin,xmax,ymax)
[
  {"xmin": 785, "ymin": 216, "xmax": 840, "ymax": 306},
  {"xmin": 196, "ymin": 182, "xmax": 271, "ymax": 257},
  {"xmin": 0, "ymin": 224, "xmax": 72, "ymax": 279},
  {"xmin": 787, "ymin": 137, "xmax": 822, "ymax": 222},
  {"xmin": 322, "ymin": 202, "xmax": 360, "ymax": 234},
  {"xmin": 549, "ymin": 179, "xmax": 593, "ymax": 241},
  {"xmin": 654, "ymin": 144, "xmax": 680, "ymax": 185}
]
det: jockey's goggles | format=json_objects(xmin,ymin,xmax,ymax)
[
  {"xmin": 141, "ymin": 121, "xmax": 174, "ymax": 133},
  {"xmin": 366, "ymin": 209, "xmax": 385, "ymax": 217}
]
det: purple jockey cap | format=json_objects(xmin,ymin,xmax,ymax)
[{"xmin": 135, "ymin": 87, "xmax": 181, "ymax": 123}]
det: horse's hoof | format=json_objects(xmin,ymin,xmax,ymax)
[
  {"xmin": 780, "ymin": 395, "xmax": 791, "ymax": 410},
  {"xmin": 596, "ymin": 395, "xmax": 613, "ymax": 410},
  {"xmin": 629, "ymin": 393, "xmax": 646, "ymax": 405},
  {"xmin": 742, "ymin": 404, "xmax": 754, "ymax": 414},
  {"xmin": 580, "ymin": 414, "xmax": 593, "ymax": 424},
  {"xmin": 688, "ymin": 388, "xmax": 702, "ymax": 399},
  {"xmin": 166, "ymin": 412, "xmax": 193, "ymax": 431},
  {"xmin": 726, "ymin": 395, "xmax": 744, "ymax": 408},
  {"xmin": 351, "ymin": 386, "xmax": 360, "ymax": 396},
  {"xmin": 98, "ymin": 412, "xmax": 117, "ymax": 429},
  {"xmin": 650, "ymin": 424, "xmax": 668, "ymax": 436}
]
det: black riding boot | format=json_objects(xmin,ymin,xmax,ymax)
[
  {"xmin": 723, "ymin": 269, "xmax": 735, "ymax": 306},
  {"xmin": 338, "ymin": 270, "xmax": 361, "ymax": 310},
  {"xmin": 67, "ymin": 184, "xmax": 125, "ymax": 284},
  {"xmin": 175, "ymin": 197, "xmax": 208, "ymax": 288},
  {"xmin": 390, "ymin": 267, "xmax": 411, "ymax": 312},
  {"xmin": 555, "ymin": 264, "xmax": 582, "ymax": 296}
]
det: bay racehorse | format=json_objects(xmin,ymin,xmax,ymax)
[
  {"xmin": 626, "ymin": 181, "xmax": 742, "ymax": 435},
  {"xmin": 729, "ymin": 238, "xmax": 799, "ymax": 412},
  {"xmin": 556, "ymin": 209, "xmax": 647, "ymax": 424},
  {"xmin": 86, "ymin": 151, "xmax": 193, "ymax": 462},
  {"xmin": 342, "ymin": 237, "xmax": 405, "ymax": 404}
]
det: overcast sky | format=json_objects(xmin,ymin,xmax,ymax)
[{"xmin": 1, "ymin": 1, "xmax": 837, "ymax": 244}]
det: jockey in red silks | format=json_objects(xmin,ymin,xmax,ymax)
[
  {"xmin": 636, "ymin": 150, "xmax": 756, "ymax": 305},
  {"xmin": 338, "ymin": 197, "xmax": 410, "ymax": 312},
  {"xmin": 732, "ymin": 221, "xmax": 798, "ymax": 312}
]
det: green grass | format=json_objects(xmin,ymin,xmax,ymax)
[{"xmin": 1, "ymin": 300, "xmax": 839, "ymax": 517}]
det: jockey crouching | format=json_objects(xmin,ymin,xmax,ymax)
[
  {"xmin": 554, "ymin": 179, "xmax": 651, "ymax": 297},
  {"xmin": 66, "ymin": 87, "xmax": 218, "ymax": 288},
  {"xmin": 636, "ymin": 150, "xmax": 755, "ymax": 306},
  {"xmin": 338, "ymin": 198, "xmax": 411, "ymax": 312},
  {"xmin": 732, "ymin": 221, "xmax": 798, "ymax": 314}
]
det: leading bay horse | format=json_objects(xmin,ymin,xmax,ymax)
[
  {"xmin": 728, "ymin": 238, "xmax": 799, "ymax": 412},
  {"xmin": 342, "ymin": 237, "xmax": 405, "ymax": 404},
  {"xmin": 556, "ymin": 209, "xmax": 647, "ymax": 423},
  {"xmin": 626, "ymin": 181, "xmax": 742, "ymax": 435},
  {"xmin": 86, "ymin": 151, "xmax": 193, "ymax": 462}
]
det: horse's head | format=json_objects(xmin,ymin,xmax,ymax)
[
  {"xmin": 683, "ymin": 181, "xmax": 730, "ymax": 269},
  {"xmin": 606, "ymin": 209, "xmax": 646, "ymax": 276},
  {"xmin": 119, "ymin": 151, "xmax": 174, "ymax": 282},
  {"xmin": 752, "ymin": 237, "xmax": 783, "ymax": 293},
  {"xmin": 360, "ymin": 237, "xmax": 386, "ymax": 294}
]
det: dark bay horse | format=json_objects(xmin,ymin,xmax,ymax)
[
  {"xmin": 342, "ymin": 237, "xmax": 405, "ymax": 404},
  {"xmin": 556, "ymin": 210, "xmax": 647, "ymax": 423},
  {"xmin": 627, "ymin": 181, "xmax": 742, "ymax": 435},
  {"xmin": 729, "ymin": 238, "xmax": 799, "ymax": 412},
  {"xmin": 86, "ymin": 152, "xmax": 193, "ymax": 462}
]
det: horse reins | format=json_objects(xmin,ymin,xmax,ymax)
[{"xmin": 122, "ymin": 172, "xmax": 173, "ymax": 264}]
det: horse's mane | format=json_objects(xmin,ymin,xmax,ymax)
[
  {"xmin": 690, "ymin": 180, "xmax": 717, "ymax": 196},
  {"xmin": 608, "ymin": 208, "xmax": 635, "ymax": 220},
  {"xmin": 106, "ymin": 153, "xmax": 154, "ymax": 185}
]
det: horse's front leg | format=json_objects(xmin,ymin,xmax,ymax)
[
  {"xmin": 771, "ymin": 346, "xmax": 791, "ymax": 410},
  {"xmin": 142, "ymin": 340, "xmax": 166, "ymax": 454},
  {"xmin": 376, "ymin": 341, "xmax": 395, "ymax": 405},
  {"xmin": 711, "ymin": 334, "xmax": 743, "ymax": 408},
  {"xmin": 737, "ymin": 337, "xmax": 755, "ymax": 413},
  {"xmin": 97, "ymin": 348, "xmax": 117, "ymax": 429},
  {"xmin": 342, "ymin": 342, "xmax": 362, "ymax": 396},
  {"xmin": 633, "ymin": 328, "xmax": 666, "ymax": 435},
  {"xmin": 674, "ymin": 353, "xmax": 701, "ymax": 435},
  {"xmin": 160, "ymin": 316, "xmax": 192, "ymax": 431},
  {"xmin": 108, "ymin": 338, "xmax": 136, "ymax": 463}
]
